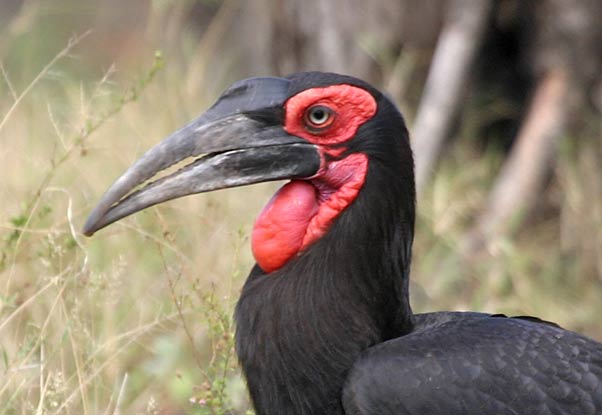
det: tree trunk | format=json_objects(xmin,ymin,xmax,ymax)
[
  {"xmin": 412, "ymin": 0, "xmax": 493, "ymax": 194},
  {"xmin": 462, "ymin": 69, "xmax": 570, "ymax": 255}
]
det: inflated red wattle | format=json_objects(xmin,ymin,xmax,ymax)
[
  {"xmin": 303, "ymin": 153, "xmax": 368, "ymax": 247},
  {"xmin": 251, "ymin": 154, "xmax": 368, "ymax": 273},
  {"xmin": 252, "ymin": 181, "xmax": 319, "ymax": 273}
]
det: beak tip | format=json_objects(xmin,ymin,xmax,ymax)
[
  {"xmin": 81, "ymin": 223, "xmax": 95, "ymax": 237},
  {"xmin": 82, "ymin": 210, "xmax": 103, "ymax": 237}
]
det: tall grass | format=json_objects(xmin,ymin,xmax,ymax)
[
  {"xmin": 412, "ymin": 136, "xmax": 602, "ymax": 337},
  {"xmin": 1, "ymin": 5, "xmax": 257, "ymax": 412},
  {"xmin": 1, "ymin": 2, "xmax": 601, "ymax": 414}
]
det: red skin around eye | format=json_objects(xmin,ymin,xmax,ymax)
[
  {"xmin": 283, "ymin": 84, "xmax": 377, "ymax": 147},
  {"xmin": 250, "ymin": 85, "xmax": 376, "ymax": 273}
]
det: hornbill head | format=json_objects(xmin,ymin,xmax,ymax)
[{"xmin": 83, "ymin": 72, "xmax": 413, "ymax": 273}]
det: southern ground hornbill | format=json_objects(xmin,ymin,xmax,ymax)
[{"xmin": 83, "ymin": 72, "xmax": 602, "ymax": 415}]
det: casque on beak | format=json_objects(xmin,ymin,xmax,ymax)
[{"xmin": 82, "ymin": 77, "xmax": 321, "ymax": 236}]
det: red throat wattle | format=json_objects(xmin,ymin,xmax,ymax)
[
  {"xmin": 252, "ymin": 154, "xmax": 368, "ymax": 273},
  {"xmin": 251, "ymin": 84, "xmax": 376, "ymax": 273}
]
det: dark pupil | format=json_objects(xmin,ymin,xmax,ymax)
[{"xmin": 312, "ymin": 109, "xmax": 326, "ymax": 123}]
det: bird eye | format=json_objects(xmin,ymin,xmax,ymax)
[{"xmin": 304, "ymin": 105, "xmax": 335, "ymax": 131}]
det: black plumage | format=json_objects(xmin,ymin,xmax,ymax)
[
  {"xmin": 84, "ymin": 72, "xmax": 602, "ymax": 415},
  {"xmin": 345, "ymin": 313, "xmax": 602, "ymax": 414}
]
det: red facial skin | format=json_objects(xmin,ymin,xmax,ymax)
[{"xmin": 251, "ymin": 85, "xmax": 377, "ymax": 273}]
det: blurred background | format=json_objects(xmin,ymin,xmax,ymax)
[{"xmin": 1, "ymin": 0, "xmax": 601, "ymax": 413}]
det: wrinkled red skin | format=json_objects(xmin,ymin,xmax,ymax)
[{"xmin": 251, "ymin": 85, "xmax": 376, "ymax": 273}]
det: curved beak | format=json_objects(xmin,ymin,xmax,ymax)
[{"xmin": 82, "ymin": 77, "xmax": 320, "ymax": 236}]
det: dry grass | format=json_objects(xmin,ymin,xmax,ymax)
[
  {"xmin": 412, "ymin": 135, "xmax": 602, "ymax": 338},
  {"xmin": 1, "ymin": 2, "xmax": 601, "ymax": 414},
  {"xmin": 1, "ymin": 6, "xmax": 258, "ymax": 413}
]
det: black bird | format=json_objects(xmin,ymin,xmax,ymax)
[{"xmin": 83, "ymin": 72, "xmax": 602, "ymax": 415}]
